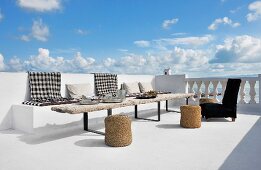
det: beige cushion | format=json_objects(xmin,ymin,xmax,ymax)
[
  {"xmin": 66, "ymin": 83, "xmax": 93, "ymax": 99},
  {"xmin": 138, "ymin": 82, "xmax": 154, "ymax": 93},
  {"xmin": 123, "ymin": 82, "xmax": 141, "ymax": 94}
]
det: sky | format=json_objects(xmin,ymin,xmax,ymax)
[{"xmin": 0, "ymin": 0, "xmax": 261, "ymax": 77}]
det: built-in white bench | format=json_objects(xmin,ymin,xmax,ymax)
[{"xmin": 0, "ymin": 72, "xmax": 186, "ymax": 133}]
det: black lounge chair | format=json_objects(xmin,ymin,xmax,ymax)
[{"xmin": 200, "ymin": 79, "xmax": 241, "ymax": 121}]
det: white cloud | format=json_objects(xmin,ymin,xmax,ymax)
[
  {"xmin": 8, "ymin": 57, "xmax": 24, "ymax": 71},
  {"xmin": 0, "ymin": 53, "xmax": 5, "ymax": 71},
  {"xmin": 25, "ymin": 48, "xmax": 63, "ymax": 71},
  {"xmin": 20, "ymin": 35, "xmax": 30, "ymax": 42},
  {"xmin": 17, "ymin": 0, "xmax": 61, "ymax": 12},
  {"xmin": 120, "ymin": 54, "xmax": 146, "ymax": 66},
  {"xmin": 10, "ymin": 48, "xmax": 96, "ymax": 72},
  {"xmin": 117, "ymin": 49, "xmax": 128, "ymax": 52},
  {"xmin": 171, "ymin": 47, "xmax": 209, "ymax": 66},
  {"xmin": 155, "ymin": 35, "xmax": 213, "ymax": 47},
  {"xmin": 20, "ymin": 19, "xmax": 49, "ymax": 42},
  {"xmin": 103, "ymin": 58, "xmax": 116, "ymax": 67},
  {"xmin": 246, "ymin": 1, "xmax": 261, "ymax": 22},
  {"xmin": 134, "ymin": 40, "xmax": 150, "ymax": 47},
  {"xmin": 162, "ymin": 18, "xmax": 179, "ymax": 29},
  {"xmin": 71, "ymin": 52, "xmax": 95, "ymax": 69},
  {"xmin": 212, "ymin": 35, "xmax": 261, "ymax": 63},
  {"xmin": 171, "ymin": 32, "xmax": 187, "ymax": 36},
  {"xmin": 208, "ymin": 17, "xmax": 240, "ymax": 30},
  {"xmin": 75, "ymin": 29, "xmax": 88, "ymax": 35},
  {"xmin": 32, "ymin": 19, "xmax": 49, "ymax": 41},
  {"xmin": 0, "ymin": 10, "xmax": 3, "ymax": 22},
  {"xmin": 230, "ymin": 6, "xmax": 242, "ymax": 14}
]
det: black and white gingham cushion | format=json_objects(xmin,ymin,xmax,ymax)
[
  {"xmin": 28, "ymin": 72, "xmax": 62, "ymax": 100},
  {"xmin": 94, "ymin": 73, "xmax": 118, "ymax": 96}
]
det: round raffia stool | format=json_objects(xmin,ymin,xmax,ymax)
[
  {"xmin": 199, "ymin": 98, "xmax": 217, "ymax": 105},
  {"xmin": 180, "ymin": 105, "xmax": 201, "ymax": 128},
  {"xmin": 105, "ymin": 115, "xmax": 132, "ymax": 147}
]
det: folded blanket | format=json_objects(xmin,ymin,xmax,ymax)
[
  {"xmin": 23, "ymin": 72, "xmax": 77, "ymax": 106},
  {"xmin": 28, "ymin": 72, "xmax": 62, "ymax": 99},
  {"xmin": 94, "ymin": 73, "xmax": 118, "ymax": 96},
  {"xmin": 23, "ymin": 98, "xmax": 79, "ymax": 106}
]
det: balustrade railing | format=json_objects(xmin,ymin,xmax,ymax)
[{"xmin": 186, "ymin": 76, "xmax": 260, "ymax": 104}]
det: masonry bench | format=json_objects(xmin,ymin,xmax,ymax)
[{"xmin": 51, "ymin": 93, "xmax": 194, "ymax": 135}]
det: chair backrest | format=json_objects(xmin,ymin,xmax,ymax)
[{"xmin": 222, "ymin": 79, "xmax": 241, "ymax": 107}]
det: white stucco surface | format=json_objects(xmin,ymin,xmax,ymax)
[{"xmin": 0, "ymin": 110, "xmax": 260, "ymax": 170}]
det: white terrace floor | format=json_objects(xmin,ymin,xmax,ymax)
[{"xmin": 0, "ymin": 109, "xmax": 261, "ymax": 170}]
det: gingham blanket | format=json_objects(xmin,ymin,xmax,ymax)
[
  {"xmin": 94, "ymin": 73, "xmax": 118, "ymax": 96},
  {"xmin": 23, "ymin": 72, "xmax": 78, "ymax": 106},
  {"xmin": 23, "ymin": 98, "xmax": 78, "ymax": 106}
]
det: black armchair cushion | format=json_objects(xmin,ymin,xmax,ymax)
[
  {"xmin": 201, "ymin": 103, "xmax": 236, "ymax": 118},
  {"xmin": 222, "ymin": 79, "xmax": 241, "ymax": 108}
]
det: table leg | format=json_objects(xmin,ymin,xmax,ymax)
[
  {"xmin": 186, "ymin": 97, "xmax": 189, "ymax": 105},
  {"xmin": 83, "ymin": 112, "xmax": 105, "ymax": 135},
  {"xmin": 166, "ymin": 100, "xmax": 168, "ymax": 111},
  {"xmin": 134, "ymin": 102, "xmax": 160, "ymax": 122},
  {"xmin": 158, "ymin": 101, "xmax": 161, "ymax": 121},
  {"xmin": 135, "ymin": 105, "xmax": 138, "ymax": 118},
  {"xmin": 84, "ymin": 112, "xmax": 88, "ymax": 131},
  {"xmin": 107, "ymin": 109, "xmax": 112, "ymax": 116}
]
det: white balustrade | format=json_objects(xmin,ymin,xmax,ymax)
[{"xmin": 186, "ymin": 76, "xmax": 259, "ymax": 105}]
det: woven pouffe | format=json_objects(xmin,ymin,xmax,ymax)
[
  {"xmin": 180, "ymin": 105, "xmax": 201, "ymax": 128},
  {"xmin": 199, "ymin": 98, "xmax": 217, "ymax": 105},
  {"xmin": 105, "ymin": 115, "xmax": 132, "ymax": 147}
]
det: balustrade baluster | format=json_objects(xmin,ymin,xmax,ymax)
[
  {"xmin": 239, "ymin": 80, "xmax": 246, "ymax": 104},
  {"xmin": 196, "ymin": 81, "xmax": 202, "ymax": 101},
  {"xmin": 249, "ymin": 80, "xmax": 257, "ymax": 104},
  {"xmin": 221, "ymin": 80, "xmax": 227, "ymax": 97},
  {"xmin": 188, "ymin": 81, "xmax": 195, "ymax": 101},
  {"xmin": 204, "ymin": 81, "xmax": 210, "ymax": 98},
  {"xmin": 212, "ymin": 81, "xmax": 219, "ymax": 102}
]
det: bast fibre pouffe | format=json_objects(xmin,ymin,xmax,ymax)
[
  {"xmin": 105, "ymin": 115, "xmax": 132, "ymax": 147},
  {"xmin": 180, "ymin": 105, "xmax": 201, "ymax": 128}
]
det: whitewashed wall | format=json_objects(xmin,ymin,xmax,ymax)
[
  {"xmin": 155, "ymin": 75, "xmax": 187, "ymax": 106},
  {"xmin": 0, "ymin": 73, "xmax": 29, "ymax": 130}
]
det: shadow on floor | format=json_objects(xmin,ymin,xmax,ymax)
[
  {"xmin": 156, "ymin": 124, "xmax": 182, "ymax": 129},
  {"xmin": 17, "ymin": 118, "xmax": 105, "ymax": 145},
  {"xmin": 17, "ymin": 109, "xmax": 166, "ymax": 145},
  {"xmin": 131, "ymin": 109, "xmax": 169, "ymax": 122},
  {"xmin": 74, "ymin": 138, "xmax": 108, "ymax": 148},
  {"xmin": 201, "ymin": 118, "xmax": 231, "ymax": 122},
  {"xmin": 219, "ymin": 117, "xmax": 261, "ymax": 170}
]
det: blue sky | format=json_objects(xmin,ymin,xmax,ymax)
[{"xmin": 0, "ymin": 0, "xmax": 261, "ymax": 77}]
